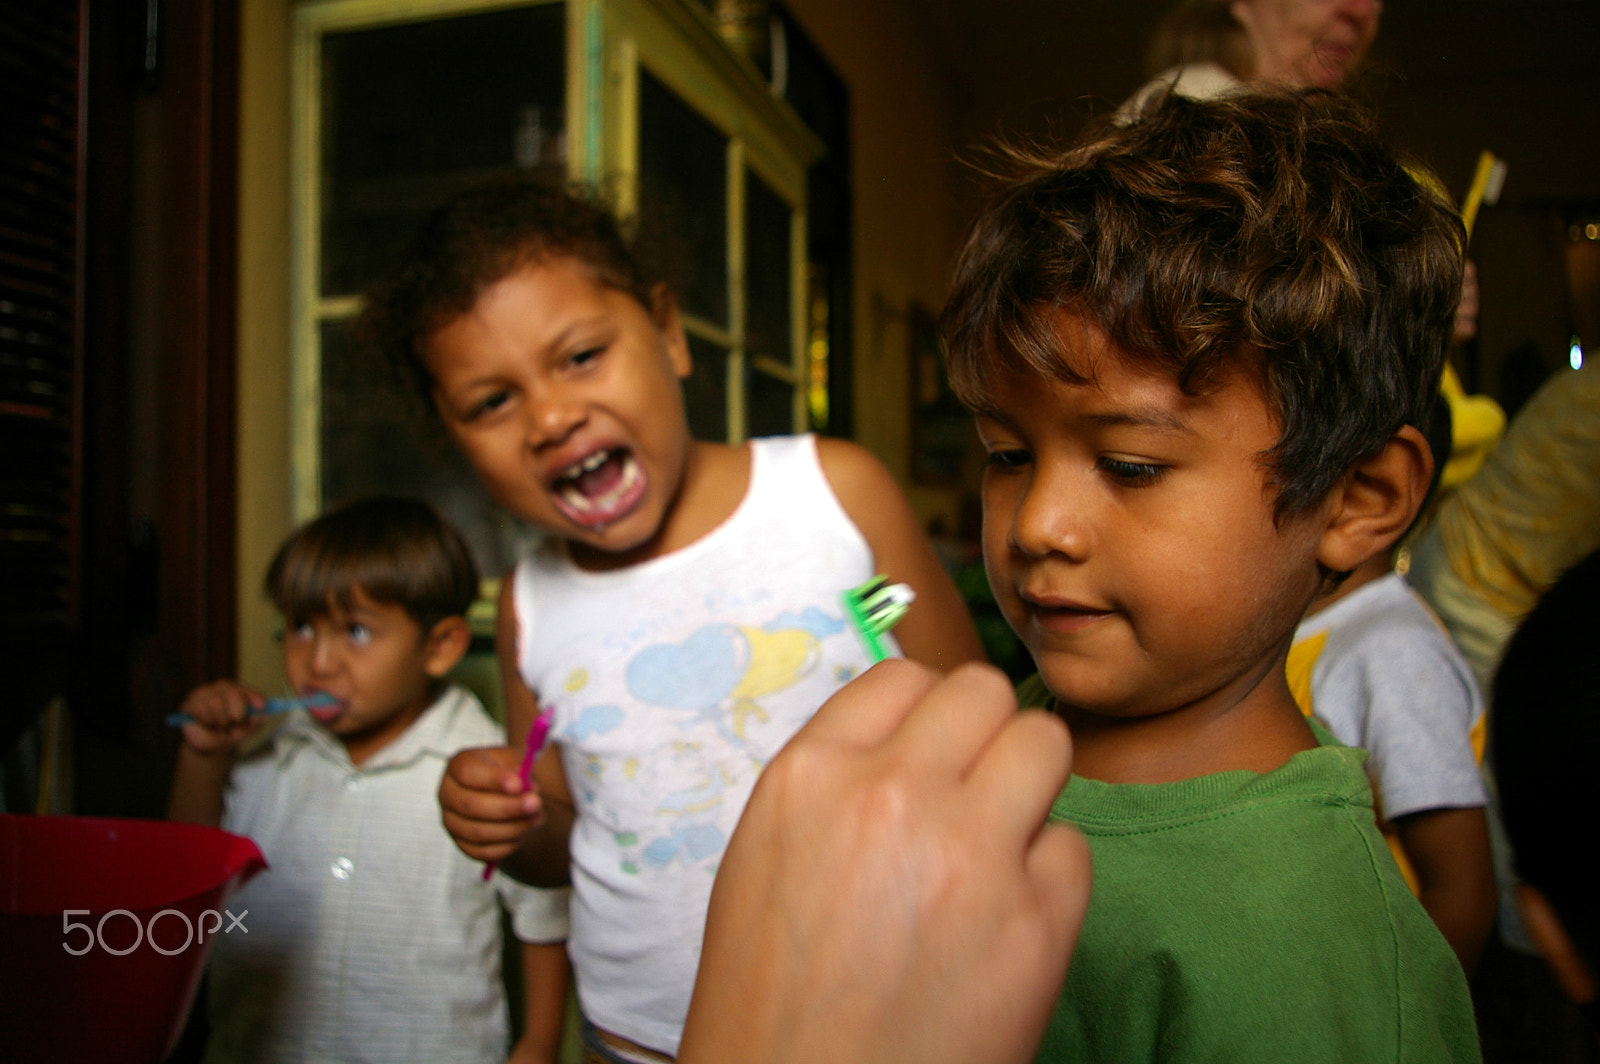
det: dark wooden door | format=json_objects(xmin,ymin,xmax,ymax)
[{"xmin": 0, "ymin": 0, "xmax": 239, "ymax": 818}]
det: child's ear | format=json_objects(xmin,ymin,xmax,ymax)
[
  {"xmin": 648, "ymin": 282, "xmax": 693, "ymax": 380},
  {"xmin": 422, "ymin": 616, "xmax": 472, "ymax": 679},
  {"xmin": 1315, "ymin": 425, "xmax": 1432, "ymax": 575},
  {"xmin": 1517, "ymin": 883, "xmax": 1599, "ymax": 1007}
]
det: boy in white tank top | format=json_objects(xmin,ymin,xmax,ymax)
[{"xmin": 362, "ymin": 175, "xmax": 985, "ymax": 1060}]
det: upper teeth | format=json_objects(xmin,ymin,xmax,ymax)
[
  {"xmin": 560, "ymin": 450, "xmax": 611, "ymax": 480},
  {"xmin": 556, "ymin": 451, "xmax": 642, "ymax": 526}
]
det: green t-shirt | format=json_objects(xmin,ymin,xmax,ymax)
[{"xmin": 1017, "ymin": 677, "xmax": 1482, "ymax": 1063}]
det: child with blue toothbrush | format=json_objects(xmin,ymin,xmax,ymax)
[
  {"xmin": 167, "ymin": 496, "xmax": 571, "ymax": 1064},
  {"xmin": 364, "ymin": 175, "xmax": 985, "ymax": 1062}
]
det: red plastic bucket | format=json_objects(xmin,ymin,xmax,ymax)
[{"xmin": 0, "ymin": 814, "xmax": 266, "ymax": 1064}]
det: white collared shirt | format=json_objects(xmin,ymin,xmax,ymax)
[{"xmin": 204, "ymin": 685, "xmax": 568, "ymax": 1064}]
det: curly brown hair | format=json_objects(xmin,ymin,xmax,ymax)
[
  {"xmin": 940, "ymin": 89, "xmax": 1464, "ymax": 522},
  {"xmin": 358, "ymin": 174, "xmax": 658, "ymax": 409}
]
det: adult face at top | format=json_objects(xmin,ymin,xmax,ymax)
[{"xmin": 1230, "ymin": 0, "xmax": 1382, "ymax": 89}]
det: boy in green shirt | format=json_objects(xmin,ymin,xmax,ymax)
[{"xmin": 942, "ymin": 89, "xmax": 1482, "ymax": 1062}]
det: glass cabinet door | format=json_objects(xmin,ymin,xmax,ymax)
[
  {"xmin": 292, "ymin": 0, "xmax": 820, "ymax": 577},
  {"xmin": 295, "ymin": 0, "xmax": 570, "ymax": 577},
  {"xmin": 636, "ymin": 65, "xmax": 732, "ymax": 443},
  {"xmin": 618, "ymin": 4, "xmax": 818, "ymax": 447},
  {"xmin": 742, "ymin": 166, "xmax": 799, "ymax": 438},
  {"xmin": 639, "ymin": 132, "xmax": 801, "ymax": 443},
  {"xmin": 318, "ymin": 4, "xmax": 569, "ymax": 297}
]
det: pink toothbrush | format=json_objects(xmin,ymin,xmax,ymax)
[{"xmin": 482, "ymin": 706, "xmax": 554, "ymax": 880}]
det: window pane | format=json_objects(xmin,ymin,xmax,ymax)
[
  {"xmin": 638, "ymin": 69, "xmax": 728, "ymax": 326},
  {"xmin": 744, "ymin": 169, "xmax": 792, "ymax": 368},
  {"xmin": 747, "ymin": 367, "xmax": 794, "ymax": 439},
  {"xmin": 683, "ymin": 334, "xmax": 728, "ymax": 442},
  {"xmin": 320, "ymin": 3, "xmax": 566, "ymax": 297},
  {"xmin": 319, "ymin": 318, "xmax": 532, "ymax": 577}
]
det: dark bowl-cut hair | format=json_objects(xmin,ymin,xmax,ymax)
[
  {"xmin": 358, "ymin": 173, "xmax": 658, "ymax": 408},
  {"xmin": 1491, "ymin": 548, "xmax": 1600, "ymax": 979},
  {"xmin": 265, "ymin": 496, "xmax": 480, "ymax": 632},
  {"xmin": 940, "ymin": 89, "xmax": 1464, "ymax": 523}
]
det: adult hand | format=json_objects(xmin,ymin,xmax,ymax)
[
  {"xmin": 679, "ymin": 660, "xmax": 1091, "ymax": 1064},
  {"xmin": 438, "ymin": 745, "xmax": 543, "ymax": 864}
]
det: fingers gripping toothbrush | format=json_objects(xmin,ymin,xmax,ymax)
[{"xmin": 481, "ymin": 706, "xmax": 554, "ymax": 880}]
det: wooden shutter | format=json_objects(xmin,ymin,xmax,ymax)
[{"xmin": 0, "ymin": 2, "xmax": 82, "ymax": 639}]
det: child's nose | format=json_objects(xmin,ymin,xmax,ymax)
[
  {"xmin": 308, "ymin": 633, "xmax": 342, "ymax": 674},
  {"xmin": 1010, "ymin": 475, "xmax": 1091, "ymax": 562},
  {"xmin": 525, "ymin": 384, "xmax": 586, "ymax": 449}
]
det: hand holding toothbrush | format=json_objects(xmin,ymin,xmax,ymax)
[
  {"xmin": 680, "ymin": 660, "xmax": 1090, "ymax": 1064},
  {"xmin": 170, "ymin": 680, "xmax": 275, "ymax": 758},
  {"xmin": 481, "ymin": 708, "xmax": 554, "ymax": 880},
  {"xmin": 166, "ymin": 688, "xmax": 341, "ymax": 730},
  {"xmin": 440, "ymin": 705, "xmax": 573, "ymax": 885}
]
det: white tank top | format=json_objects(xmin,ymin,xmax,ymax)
[{"xmin": 512, "ymin": 434, "xmax": 889, "ymax": 1055}]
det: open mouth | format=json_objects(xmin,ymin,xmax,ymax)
[
  {"xmin": 305, "ymin": 695, "xmax": 344, "ymax": 724},
  {"xmin": 552, "ymin": 447, "xmax": 646, "ymax": 530}
]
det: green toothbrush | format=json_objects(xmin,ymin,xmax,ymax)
[{"xmin": 842, "ymin": 575, "xmax": 916, "ymax": 662}]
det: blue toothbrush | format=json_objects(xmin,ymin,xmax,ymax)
[{"xmin": 165, "ymin": 692, "xmax": 339, "ymax": 728}]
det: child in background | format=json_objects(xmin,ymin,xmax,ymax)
[
  {"xmin": 1288, "ymin": 398, "xmax": 1498, "ymax": 974},
  {"xmin": 945, "ymin": 90, "xmax": 1480, "ymax": 1061},
  {"xmin": 361, "ymin": 176, "xmax": 985, "ymax": 1061},
  {"xmin": 167, "ymin": 497, "xmax": 570, "ymax": 1064}
]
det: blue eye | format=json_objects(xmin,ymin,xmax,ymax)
[
  {"xmin": 347, "ymin": 624, "xmax": 373, "ymax": 647},
  {"xmin": 288, "ymin": 622, "xmax": 315, "ymax": 642},
  {"xmin": 1098, "ymin": 456, "xmax": 1167, "ymax": 486}
]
